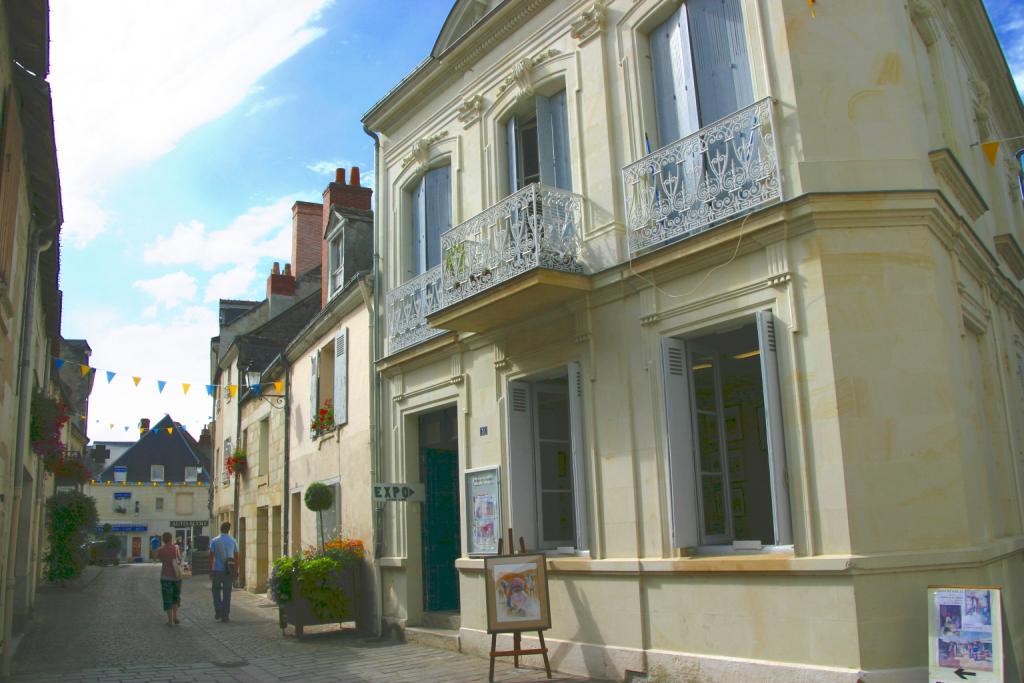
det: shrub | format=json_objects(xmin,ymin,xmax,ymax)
[
  {"xmin": 304, "ymin": 482, "xmax": 334, "ymax": 549},
  {"xmin": 43, "ymin": 490, "xmax": 98, "ymax": 583},
  {"xmin": 269, "ymin": 537, "xmax": 364, "ymax": 621}
]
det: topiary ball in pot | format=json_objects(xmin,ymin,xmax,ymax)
[{"xmin": 304, "ymin": 482, "xmax": 334, "ymax": 549}]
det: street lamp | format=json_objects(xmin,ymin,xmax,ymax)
[{"xmin": 244, "ymin": 365, "xmax": 285, "ymax": 409}]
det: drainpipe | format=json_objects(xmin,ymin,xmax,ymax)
[
  {"xmin": 363, "ymin": 123, "xmax": 384, "ymax": 639},
  {"xmin": 274, "ymin": 354, "xmax": 292, "ymax": 558},
  {"xmin": 232, "ymin": 357, "xmax": 241, "ymax": 586},
  {"xmin": 2, "ymin": 224, "xmax": 56, "ymax": 680}
]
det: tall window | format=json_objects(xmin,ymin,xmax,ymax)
[
  {"xmin": 309, "ymin": 327, "xmax": 348, "ymax": 434},
  {"xmin": 506, "ymin": 90, "xmax": 571, "ymax": 193},
  {"xmin": 156, "ymin": 497, "xmax": 164, "ymax": 511},
  {"xmin": 649, "ymin": 0, "xmax": 753, "ymax": 147},
  {"xmin": 328, "ymin": 226, "xmax": 344, "ymax": 299},
  {"xmin": 258, "ymin": 417, "xmax": 270, "ymax": 476},
  {"xmin": 410, "ymin": 164, "xmax": 451, "ymax": 276},
  {"xmin": 661, "ymin": 312, "xmax": 791, "ymax": 548}
]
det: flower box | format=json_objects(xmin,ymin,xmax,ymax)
[{"xmin": 270, "ymin": 538, "xmax": 364, "ymax": 638}]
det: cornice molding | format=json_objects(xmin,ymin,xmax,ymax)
[
  {"xmin": 929, "ymin": 148, "xmax": 989, "ymax": 221},
  {"xmin": 995, "ymin": 233, "xmax": 1024, "ymax": 281},
  {"xmin": 570, "ymin": 0, "xmax": 606, "ymax": 45},
  {"xmin": 456, "ymin": 94, "xmax": 484, "ymax": 128},
  {"xmin": 496, "ymin": 48, "xmax": 561, "ymax": 98}
]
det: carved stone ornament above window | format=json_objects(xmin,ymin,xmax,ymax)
[
  {"xmin": 401, "ymin": 131, "xmax": 449, "ymax": 170},
  {"xmin": 571, "ymin": 1, "xmax": 606, "ymax": 45},
  {"xmin": 496, "ymin": 48, "xmax": 561, "ymax": 98},
  {"xmin": 456, "ymin": 95, "xmax": 484, "ymax": 127}
]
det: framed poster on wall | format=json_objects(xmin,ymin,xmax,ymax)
[{"xmin": 465, "ymin": 466, "xmax": 501, "ymax": 556}]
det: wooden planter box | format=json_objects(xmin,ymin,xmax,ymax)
[{"xmin": 277, "ymin": 565, "xmax": 359, "ymax": 638}]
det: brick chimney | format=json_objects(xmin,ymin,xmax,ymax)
[
  {"xmin": 321, "ymin": 167, "xmax": 373, "ymax": 307},
  {"xmin": 139, "ymin": 418, "xmax": 150, "ymax": 436},
  {"xmin": 292, "ymin": 201, "xmax": 323, "ymax": 279},
  {"xmin": 267, "ymin": 261, "xmax": 297, "ymax": 317}
]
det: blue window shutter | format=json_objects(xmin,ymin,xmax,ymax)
[
  {"xmin": 310, "ymin": 352, "xmax": 319, "ymax": 428},
  {"xmin": 411, "ymin": 177, "xmax": 426, "ymax": 275},
  {"xmin": 688, "ymin": 0, "xmax": 753, "ymax": 126},
  {"xmin": 535, "ymin": 94, "xmax": 556, "ymax": 188},
  {"xmin": 661, "ymin": 336, "xmax": 700, "ymax": 548},
  {"xmin": 424, "ymin": 165, "xmax": 451, "ymax": 271},
  {"xmin": 333, "ymin": 328, "xmax": 348, "ymax": 427},
  {"xmin": 650, "ymin": 6, "xmax": 699, "ymax": 146},
  {"xmin": 756, "ymin": 310, "xmax": 792, "ymax": 546},
  {"xmin": 549, "ymin": 90, "xmax": 572, "ymax": 190}
]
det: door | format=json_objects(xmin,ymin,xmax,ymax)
[{"xmin": 421, "ymin": 447, "xmax": 460, "ymax": 612}]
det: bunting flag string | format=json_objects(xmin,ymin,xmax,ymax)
[
  {"xmin": 50, "ymin": 354, "xmax": 284, "ymax": 399},
  {"xmin": 972, "ymin": 134, "xmax": 1024, "ymax": 167}
]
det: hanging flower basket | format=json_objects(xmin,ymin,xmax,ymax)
[
  {"xmin": 226, "ymin": 448, "xmax": 248, "ymax": 476},
  {"xmin": 30, "ymin": 391, "xmax": 68, "ymax": 460}
]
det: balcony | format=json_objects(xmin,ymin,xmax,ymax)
[
  {"xmin": 622, "ymin": 97, "xmax": 782, "ymax": 258},
  {"xmin": 385, "ymin": 265, "xmax": 445, "ymax": 355},
  {"xmin": 429, "ymin": 183, "xmax": 589, "ymax": 333},
  {"xmin": 384, "ymin": 184, "xmax": 588, "ymax": 354}
]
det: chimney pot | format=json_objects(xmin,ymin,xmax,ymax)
[
  {"xmin": 283, "ymin": 263, "xmax": 292, "ymax": 276},
  {"xmin": 351, "ymin": 167, "xmax": 361, "ymax": 187},
  {"xmin": 271, "ymin": 261, "xmax": 280, "ymax": 275},
  {"xmin": 336, "ymin": 168, "xmax": 346, "ymax": 185}
]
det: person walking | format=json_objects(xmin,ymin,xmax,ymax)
[
  {"xmin": 209, "ymin": 521, "xmax": 239, "ymax": 622},
  {"xmin": 156, "ymin": 531, "xmax": 182, "ymax": 626}
]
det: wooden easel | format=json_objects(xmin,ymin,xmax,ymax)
[{"xmin": 488, "ymin": 528, "xmax": 552, "ymax": 682}]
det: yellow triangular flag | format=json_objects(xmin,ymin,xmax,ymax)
[
  {"xmin": 132, "ymin": 376, "xmax": 141, "ymax": 386},
  {"xmin": 981, "ymin": 140, "xmax": 1000, "ymax": 166},
  {"xmin": 166, "ymin": 427, "xmax": 173, "ymax": 435},
  {"xmin": 79, "ymin": 365, "xmax": 91, "ymax": 377},
  {"xmin": 228, "ymin": 385, "xmax": 238, "ymax": 397},
  {"xmin": 274, "ymin": 380, "xmax": 283, "ymax": 393},
  {"xmin": 182, "ymin": 383, "xmax": 191, "ymax": 395}
]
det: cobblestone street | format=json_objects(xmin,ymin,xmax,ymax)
[{"xmin": 12, "ymin": 565, "xmax": 601, "ymax": 683}]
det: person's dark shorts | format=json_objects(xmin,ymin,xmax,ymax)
[{"xmin": 161, "ymin": 578, "xmax": 181, "ymax": 611}]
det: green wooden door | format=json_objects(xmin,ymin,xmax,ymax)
[{"xmin": 421, "ymin": 447, "xmax": 460, "ymax": 612}]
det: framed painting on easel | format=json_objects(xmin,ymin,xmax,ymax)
[{"xmin": 484, "ymin": 553, "xmax": 551, "ymax": 633}]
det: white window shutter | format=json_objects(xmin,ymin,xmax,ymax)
[
  {"xmin": 506, "ymin": 115, "xmax": 520, "ymax": 193},
  {"xmin": 334, "ymin": 328, "xmax": 348, "ymax": 427},
  {"xmin": 688, "ymin": 0, "xmax": 753, "ymax": 126},
  {"xmin": 661, "ymin": 336, "xmax": 700, "ymax": 548},
  {"xmin": 507, "ymin": 380, "xmax": 538, "ymax": 551},
  {"xmin": 310, "ymin": 351, "xmax": 320, "ymax": 424},
  {"xmin": 756, "ymin": 310, "xmax": 792, "ymax": 545},
  {"xmin": 567, "ymin": 362, "xmax": 588, "ymax": 550},
  {"xmin": 650, "ymin": 6, "xmax": 699, "ymax": 145},
  {"xmin": 411, "ymin": 177, "xmax": 426, "ymax": 275},
  {"xmin": 424, "ymin": 165, "xmax": 451, "ymax": 271}
]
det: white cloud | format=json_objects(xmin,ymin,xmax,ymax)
[
  {"xmin": 133, "ymin": 271, "xmax": 198, "ymax": 310},
  {"xmin": 246, "ymin": 95, "xmax": 292, "ymax": 117},
  {"xmin": 142, "ymin": 196, "xmax": 297, "ymax": 271},
  {"xmin": 63, "ymin": 305, "xmax": 219, "ymax": 443},
  {"xmin": 307, "ymin": 159, "xmax": 354, "ymax": 175},
  {"xmin": 50, "ymin": 0, "xmax": 334, "ymax": 248},
  {"xmin": 205, "ymin": 265, "xmax": 260, "ymax": 303}
]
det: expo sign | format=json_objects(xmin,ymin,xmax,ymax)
[{"xmin": 372, "ymin": 483, "xmax": 424, "ymax": 503}]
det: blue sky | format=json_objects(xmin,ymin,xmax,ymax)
[{"xmin": 50, "ymin": 1, "xmax": 1023, "ymax": 442}]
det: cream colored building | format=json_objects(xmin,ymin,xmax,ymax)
[
  {"xmin": 362, "ymin": 0, "xmax": 1024, "ymax": 680},
  {"xmin": 0, "ymin": 0, "xmax": 65, "ymax": 676}
]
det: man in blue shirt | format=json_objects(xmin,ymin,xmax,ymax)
[{"xmin": 209, "ymin": 522, "xmax": 239, "ymax": 622}]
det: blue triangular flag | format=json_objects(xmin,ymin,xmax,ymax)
[
  {"xmin": 106, "ymin": 371, "xmax": 116, "ymax": 383},
  {"xmin": 206, "ymin": 385, "xmax": 215, "ymax": 397},
  {"xmin": 54, "ymin": 358, "xmax": 65, "ymax": 370},
  {"xmin": 252, "ymin": 383, "xmax": 261, "ymax": 396},
  {"xmin": 157, "ymin": 380, "xmax": 166, "ymax": 393}
]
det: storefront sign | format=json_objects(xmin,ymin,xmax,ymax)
[
  {"xmin": 465, "ymin": 466, "xmax": 501, "ymax": 556},
  {"xmin": 170, "ymin": 520, "xmax": 207, "ymax": 528},
  {"xmin": 928, "ymin": 585, "xmax": 1006, "ymax": 682},
  {"xmin": 96, "ymin": 524, "xmax": 147, "ymax": 533},
  {"xmin": 113, "ymin": 492, "xmax": 131, "ymax": 499},
  {"xmin": 372, "ymin": 483, "xmax": 424, "ymax": 502}
]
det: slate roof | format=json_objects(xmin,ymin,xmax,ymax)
[
  {"xmin": 233, "ymin": 288, "xmax": 323, "ymax": 375},
  {"xmin": 98, "ymin": 415, "xmax": 211, "ymax": 484}
]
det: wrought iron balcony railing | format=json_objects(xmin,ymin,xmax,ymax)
[
  {"xmin": 622, "ymin": 97, "xmax": 782, "ymax": 257},
  {"xmin": 441, "ymin": 183, "xmax": 584, "ymax": 306},
  {"xmin": 385, "ymin": 265, "xmax": 445, "ymax": 354},
  {"xmin": 385, "ymin": 183, "xmax": 585, "ymax": 355}
]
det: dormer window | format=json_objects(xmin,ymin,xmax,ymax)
[
  {"xmin": 185, "ymin": 466, "xmax": 198, "ymax": 483},
  {"xmin": 150, "ymin": 465, "xmax": 164, "ymax": 482},
  {"xmin": 328, "ymin": 222, "xmax": 345, "ymax": 299}
]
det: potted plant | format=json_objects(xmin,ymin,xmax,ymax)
[
  {"xmin": 270, "ymin": 536, "xmax": 364, "ymax": 638},
  {"xmin": 226, "ymin": 448, "xmax": 247, "ymax": 476},
  {"xmin": 310, "ymin": 399, "xmax": 334, "ymax": 436}
]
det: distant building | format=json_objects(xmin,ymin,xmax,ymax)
[
  {"xmin": 89, "ymin": 416, "xmax": 212, "ymax": 562},
  {"xmin": 54, "ymin": 338, "xmax": 93, "ymax": 492}
]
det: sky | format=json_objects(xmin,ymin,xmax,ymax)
[{"xmin": 50, "ymin": 1, "xmax": 1023, "ymax": 444}]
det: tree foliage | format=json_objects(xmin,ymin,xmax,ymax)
[{"xmin": 44, "ymin": 490, "xmax": 98, "ymax": 583}]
